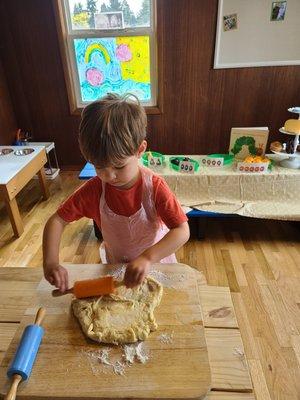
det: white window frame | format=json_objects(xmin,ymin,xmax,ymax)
[{"xmin": 54, "ymin": 0, "xmax": 158, "ymax": 113}]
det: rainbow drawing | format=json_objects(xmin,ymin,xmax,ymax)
[
  {"xmin": 74, "ymin": 37, "xmax": 151, "ymax": 102},
  {"xmin": 84, "ymin": 43, "xmax": 111, "ymax": 64}
]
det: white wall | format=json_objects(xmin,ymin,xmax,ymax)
[{"xmin": 214, "ymin": 0, "xmax": 300, "ymax": 68}]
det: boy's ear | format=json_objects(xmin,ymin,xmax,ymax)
[{"xmin": 137, "ymin": 140, "xmax": 147, "ymax": 157}]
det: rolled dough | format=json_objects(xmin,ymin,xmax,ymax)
[{"xmin": 72, "ymin": 277, "xmax": 163, "ymax": 344}]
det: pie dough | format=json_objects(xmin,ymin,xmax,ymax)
[{"xmin": 72, "ymin": 277, "xmax": 163, "ymax": 344}]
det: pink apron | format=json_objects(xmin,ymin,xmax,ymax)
[{"xmin": 99, "ymin": 167, "xmax": 177, "ymax": 264}]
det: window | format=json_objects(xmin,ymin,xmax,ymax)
[{"xmin": 54, "ymin": 0, "xmax": 158, "ymax": 113}]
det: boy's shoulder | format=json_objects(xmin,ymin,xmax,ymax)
[
  {"xmin": 150, "ymin": 172, "xmax": 171, "ymax": 193},
  {"xmin": 84, "ymin": 176, "xmax": 101, "ymax": 186},
  {"xmin": 148, "ymin": 170, "xmax": 165, "ymax": 184},
  {"xmin": 77, "ymin": 175, "xmax": 102, "ymax": 194},
  {"xmin": 141, "ymin": 166, "xmax": 163, "ymax": 183}
]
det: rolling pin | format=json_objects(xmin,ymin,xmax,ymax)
[
  {"xmin": 5, "ymin": 307, "xmax": 46, "ymax": 400},
  {"xmin": 52, "ymin": 275, "xmax": 115, "ymax": 298}
]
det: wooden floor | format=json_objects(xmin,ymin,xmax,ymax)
[{"xmin": 0, "ymin": 172, "xmax": 299, "ymax": 399}]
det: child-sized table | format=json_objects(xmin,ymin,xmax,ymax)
[{"xmin": 0, "ymin": 146, "xmax": 49, "ymax": 237}]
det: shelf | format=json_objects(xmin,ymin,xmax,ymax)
[
  {"xmin": 279, "ymin": 128, "xmax": 300, "ymax": 136},
  {"xmin": 271, "ymin": 149, "xmax": 300, "ymax": 159},
  {"xmin": 45, "ymin": 168, "xmax": 60, "ymax": 179},
  {"xmin": 288, "ymin": 107, "xmax": 300, "ymax": 115}
]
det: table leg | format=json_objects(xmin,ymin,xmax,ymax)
[
  {"xmin": 4, "ymin": 197, "xmax": 24, "ymax": 237},
  {"xmin": 197, "ymin": 217, "xmax": 207, "ymax": 240},
  {"xmin": 37, "ymin": 168, "xmax": 49, "ymax": 200},
  {"xmin": 46, "ymin": 152, "xmax": 53, "ymax": 175}
]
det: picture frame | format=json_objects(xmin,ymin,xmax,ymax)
[
  {"xmin": 270, "ymin": 1, "xmax": 287, "ymax": 21},
  {"xmin": 94, "ymin": 11, "xmax": 124, "ymax": 30},
  {"xmin": 229, "ymin": 127, "xmax": 269, "ymax": 160},
  {"xmin": 223, "ymin": 13, "xmax": 237, "ymax": 31}
]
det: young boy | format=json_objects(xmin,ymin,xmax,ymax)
[{"xmin": 43, "ymin": 93, "xmax": 190, "ymax": 291}]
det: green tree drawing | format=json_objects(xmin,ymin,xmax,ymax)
[
  {"xmin": 107, "ymin": 0, "xmax": 122, "ymax": 11},
  {"xmin": 87, "ymin": 0, "xmax": 97, "ymax": 28},
  {"xmin": 122, "ymin": 0, "xmax": 136, "ymax": 26},
  {"xmin": 136, "ymin": 0, "xmax": 150, "ymax": 26},
  {"xmin": 73, "ymin": 2, "xmax": 83, "ymax": 15},
  {"xmin": 100, "ymin": 2, "xmax": 108, "ymax": 12}
]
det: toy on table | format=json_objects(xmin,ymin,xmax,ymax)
[
  {"xmin": 286, "ymin": 137, "xmax": 297, "ymax": 154},
  {"xmin": 5, "ymin": 307, "xmax": 46, "ymax": 400},
  {"xmin": 13, "ymin": 129, "xmax": 33, "ymax": 146},
  {"xmin": 270, "ymin": 107, "xmax": 300, "ymax": 169},
  {"xmin": 270, "ymin": 141, "xmax": 283, "ymax": 153},
  {"xmin": 202, "ymin": 153, "xmax": 234, "ymax": 167},
  {"xmin": 284, "ymin": 119, "xmax": 300, "ymax": 154},
  {"xmin": 237, "ymin": 155, "xmax": 272, "ymax": 173},
  {"xmin": 169, "ymin": 156, "xmax": 199, "ymax": 173},
  {"xmin": 142, "ymin": 151, "xmax": 165, "ymax": 167},
  {"xmin": 243, "ymin": 155, "xmax": 270, "ymax": 163},
  {"xmin": 52, "ymin": 276, "xmax": 115, "ymax": 298}
]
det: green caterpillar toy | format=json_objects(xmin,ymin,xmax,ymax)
[{"xmin": 231, "ymin": 136, "xmax": 257, "ymax": 156}]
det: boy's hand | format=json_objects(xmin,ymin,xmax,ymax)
[
  {"xmin": 124, "ymin": 255, "xmax": 151, "ymax": 288},
  {"xmin": 44, "ymin": 264, "xmax": 69, "ymax": 293}
]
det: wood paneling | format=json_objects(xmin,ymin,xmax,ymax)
[
  {"xmin": 0, "ymin": 0, "xmax": 300, "ymax": 166},
  {"xmin": 0, "ymin": 59, "xmax": 17, "ymax": 144}
]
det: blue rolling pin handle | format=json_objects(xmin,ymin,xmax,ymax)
[{"xmin": 7, "ymin": 325, "xmax": 44, "ymax": 381}]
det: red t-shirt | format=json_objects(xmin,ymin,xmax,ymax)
[{"xmin": 57, "ymin": 174, "xmax": 187, "ymax": 229}]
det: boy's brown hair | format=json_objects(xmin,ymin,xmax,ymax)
[{"xmin": 79, "ymin": 93, "xmax": 147, "ymax": 167}]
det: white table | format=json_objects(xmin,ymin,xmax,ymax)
[
  {"xmin": 0, "ymin": 146, "xmax": 49, "ymax": 237},
  {"xmin": 23, "ymin": 142, "xmax": 60, "ymax": 179}
]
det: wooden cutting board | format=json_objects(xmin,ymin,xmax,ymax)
[{"xmin": 0, "ymin": 263, "xmax": 211, "ymax": 399}]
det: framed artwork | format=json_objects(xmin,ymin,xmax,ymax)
[
  {"xmin": 229, "ymin": 127, "xmax": 269, "ymax": 160},
  {"xmin": 94, "ymin": 12, "xmax": 124, "ymax": 30},
  {"xmin": 271, "ymin": 1, "xmax": 287, "ymax": 21},
  {"xmin": 223, "ymin": 13, "xmax": 237, "ymax": 31}
]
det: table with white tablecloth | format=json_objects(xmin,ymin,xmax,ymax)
[
  {"xmin": 159, "ymin": 155, "xmax": 300, "ymax": 221},
  {"xmin": 79, "ymin": 154, "xmax": 300, "ymax": 221}
]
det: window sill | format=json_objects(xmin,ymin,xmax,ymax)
[{"xmin": 70, "ymin": 105, "xmax": 162, "ymax": 116}]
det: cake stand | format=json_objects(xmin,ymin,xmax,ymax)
[{"xmin": 271, "ymin": 107, "xmax": 300, "ymax": 169}]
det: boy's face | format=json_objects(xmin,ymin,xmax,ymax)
[{"xmin": 95, "ymin": 141, "xmax": 147, "ymax": 189}]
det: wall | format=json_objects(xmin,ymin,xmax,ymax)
[
  {"xmin": 0, "ymin": 57, "xmax": 17, "ymax": 145},
  {"xmin": 0, "ymin": 0, "xmax": 299, "ymax": 167}
]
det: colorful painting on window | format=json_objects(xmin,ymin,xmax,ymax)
[{"xmin": 74, "ymin": 36, "xmax": 151, "ymax": 102}]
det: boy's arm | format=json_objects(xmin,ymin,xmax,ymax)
[
  {"xmin": 43, "ymin": 178, "xmax": 101, "ymax": 291},
  {"xmin": 142, "ymin": 221, "xmax": 190, "ymax": 263},
  {"xmin": 124, "ymin": 221, "xmax": 190, "ymax": 287},
  {"xmin": 43, "ymin": 212, "xmax": 69, "ymax": 292}
]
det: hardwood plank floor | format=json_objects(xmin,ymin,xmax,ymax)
[{"xmin": 0, "ymin": 171, "xmax": 299, "ymax": 399}]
